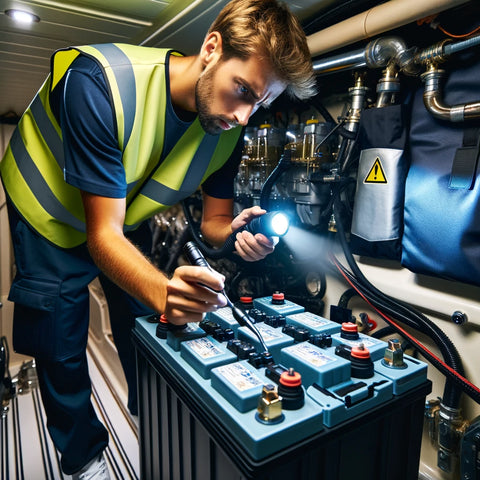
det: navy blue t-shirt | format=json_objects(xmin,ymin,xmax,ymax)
[{"xmin": 50, "ymin": 52, "xmax": 243, "ymax": 200}]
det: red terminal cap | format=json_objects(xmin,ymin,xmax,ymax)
[
  {"xmin": 272, "ymin": 292, "xmax": 285, "ymax": 302},
  {"xmin": 341, "ymin": 322, "xmax": 358, "ymax": 333},
  {"xmin": 240, "ymin": 296, "xmax": 253, "ymax": 304},
  {"xmin": 351, "ymin": 345, "xmax": 371, "ymax": 359},
  {"xmin": 279, "ymin": 369, "xmax": 302, "ymax": 387},
  {"xmin": 159, "ymin": 314, "xmax": 169, "ymax": 324}
]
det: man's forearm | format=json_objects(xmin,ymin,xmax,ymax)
[{"xmin": 87, "ymin": 228, "xmax": 169, "ymax": 314}]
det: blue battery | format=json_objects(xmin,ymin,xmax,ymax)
[
  {"xmin": 331, "ymin": 332, "xmax": 387, "ymax": 361},
  {"xmin": 180, "ymin": 336, "xmax": 237, "ymax": 379},
  {"xmin": 374, "ymin": 354, "xmax": 428, "ymax": 395},
  {"xmin": 210, "ymin": 360, "xmax": 268, "ymax": 412},
  {"xmin": 253, "ymin": 295, "xmax": 305, "ymax": 317},
  {"xmin": 166, "ymin": 323, "xmax": 206, "ymax": 351},
  {"xmin": 280, "ymin": 344, "xmax": 351, "ymax": 388},
  {"xmin": 237, "ymin": 323, "xmax": 294, "ymax": 359},
  {"xmin": 286, "ymin": 311, "xmax": 341, "ymax": 336},
  {"xmin": 306, "ymin": 373, "xmax": 393, "ymax": 427},
  {"xmin": 207, "ymin": 306, "xmax": 240, "ymax": 332}
]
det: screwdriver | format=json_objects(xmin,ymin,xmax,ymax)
[{"xmin": 183, "ymin": 241, "xmax": 269, "ymax": 353}]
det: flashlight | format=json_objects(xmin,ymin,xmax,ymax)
[
  {"xmin": 217, "ymin": 210, "xmax": 290, "ymax": 256},
  {"xmin": 243, "ymin": 211, "xmax": 290, "ymax": 237}
]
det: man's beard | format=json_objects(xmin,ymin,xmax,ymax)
[{"xmin": 195, "ymin": 64, "xmax": 227, "ymax": 135}]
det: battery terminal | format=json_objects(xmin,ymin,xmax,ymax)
[
  {"xmin": 256, "ymin": 384, "xmax": 284, "ymax": 424},
  {"xmin": 382, "ymin": 338, "xmax": 407, "ymax": 368}
]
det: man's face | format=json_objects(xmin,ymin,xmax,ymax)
[{"xmin": 195, "ymin": 55, "xmax": 285, "ymax": 135}]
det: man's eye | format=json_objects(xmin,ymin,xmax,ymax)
[{"xmin": 238, "ymin": 84, "xmax": 249, "ymax": 95}]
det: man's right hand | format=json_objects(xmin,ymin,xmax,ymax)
[{"xmin": 164, "ymin": 265, "xmax": 227, "ymax": 325}]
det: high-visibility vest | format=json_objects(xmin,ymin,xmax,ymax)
[{"xmin": 0, "ymin": 43, "xmax": 242, "ymax": 248}]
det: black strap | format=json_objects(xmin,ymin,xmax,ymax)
[{"xmin": 449, "ymin": 127, "xmax": 480, "ymax": 190}]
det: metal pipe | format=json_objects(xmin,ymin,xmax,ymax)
[
  {"xmin": 313, "ymin": 37, "xmax": 419, "ymax": 76},
  {"xmin": 313, "ymin": 49, "xmax": 366, "ymax": 74},
  {"xmin": 422, "ymin": 66, "xmax": 480, "ymax": 122},
  {"xmin": 445, "ymin": 33, "xmax": 480, "ymax": 56},
  {"xmin": 307, "ymin": 0, "xmax": 471, "ymax": 57}
]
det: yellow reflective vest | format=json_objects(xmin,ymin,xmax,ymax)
[{"xmin": 0, "ymin": 43, "xmax": 242, "ymax": 248}]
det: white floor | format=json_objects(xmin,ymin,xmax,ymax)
[{"xmin": 1, "ymin": 352, "xmax": 139, "ymax": 480}]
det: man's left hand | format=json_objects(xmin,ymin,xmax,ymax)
[{"xmin": 231, "ymin": 206, "xmax": 276, "ymax": 262}]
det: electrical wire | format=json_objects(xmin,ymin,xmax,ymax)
[
  {"xmin": 438, "ymin": 25, "xmax": 480, "ymax": 39},
  {"xmin": 330, "ymin": 254, "xmax": 480, "ymax": 405}
]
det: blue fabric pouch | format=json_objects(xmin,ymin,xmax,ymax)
[{"xmin": 402, "ymin": 50, "xmax": 480, "ymax": 286}]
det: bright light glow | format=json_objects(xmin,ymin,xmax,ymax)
[
  {"xmin": 281, "ymin": 226, "xmax": 333, "ymax": 264},
  {"xmin": 5, "ymin": 9, "xmax": 40, "ymax": 24},
  {"xmin": 270, "ymin": 212, "xmax": 289, "ymax": 236}
]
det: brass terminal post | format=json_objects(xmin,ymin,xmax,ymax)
[
  {"xmin": 383, "ymin": 338, "xmax": 406, "ymax": 368},
  {"xmin": 256, "ymin": 384, "xmax": 284, "ymax": 424}
]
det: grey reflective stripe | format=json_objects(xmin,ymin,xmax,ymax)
[
  {"xmin": 139, "ymin": 132, "xmax": 218, "ymax": 205},
  {"xmin": 10, "ymin": 129, "xmax": 86, "ymax": 232},
  {"xmin": 90, "ymin": 44, "xmax": 136, "ymax": 148},
  {"xmin": 127, "ymin": 179, "xmax": 139, "ymax": 194},
  {"xmin": 29, "ymin": 95, "xmax": 65, "ymax": 170},
  {"xmin": 181, "ymin": 133, "xmax": 219, "ymax": 191},
  {"xmin": 140, "ymin": 179, "xmax": 189, "ymax": 207}
]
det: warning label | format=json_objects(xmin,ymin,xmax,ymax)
[{"xmin": 364, "ymin": 157, "xmax": 387, "ymax": 183}]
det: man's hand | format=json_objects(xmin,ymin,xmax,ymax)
[
  {"xmin": 164, "ymin": 265, "xmax": 227, "ymax": 325},
  {"xmin": 231, "ymin": 206, "xmax": 276, "ymax": 262}
]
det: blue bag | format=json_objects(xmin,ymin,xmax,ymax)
[{"xmin": 402, "ymin": 49, "xmax": 480, "ymax": 286}]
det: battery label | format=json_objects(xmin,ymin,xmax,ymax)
[
  {"xmin": 341, "ymin": 337, "xmax": 379, "ymax": 348},
  {"xmin": 291, "ymin": 343, "xmax": 336, "ymax": 367},
  {"xmin": 290, "ymin": 312, "xmax": 329, "ymax": 328},
  {"xmin": 187, "ymin": 338, "xmax": 223, "ymax": 358},
  {"xmin": 256, "ymin": 324, "xmax": 283, "ymax": 341},
  {"xmin": 217, "ymin": 308, "xmax": 235, "ymax": 320},
  {"xmin": 183, "ymin": 324, "xmax": 200, "ymax": 333},
  {"xmin": 216, "ymin": 363, "xmax": 264, "ymax": 391}
]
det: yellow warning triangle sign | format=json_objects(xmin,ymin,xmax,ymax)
[{"xmin": 364, "ymin": 157, "xmax": 387, "ymax": 183}]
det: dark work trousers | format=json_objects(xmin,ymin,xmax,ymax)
[{"xmin": 6, "ymin": 203, "xmax": 153, "ymax": 474}]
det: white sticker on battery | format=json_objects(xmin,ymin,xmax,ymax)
[
  {"xmin": 256, "ymin": 324, "xmax": 282, "ymax": 341},
  {"xmin": 187, "ymin": 338, "xmax": 222, "ymax": 358},
  {"xmin": 291, "ymin": 343, "xmax": 335, "ymax": 367},
  {"xmin": 216, "ymin": 363, "xmax": 263, "ymax": 391},
  {"xmin": 217, "ymin": 308, "xmax": 235, "ymax": 320},
  {"xmin": 291, "ymin": 312, "xmax": 329, "ymax": 327},
  {"xmin": 341, "ymin": 337, "xmax": 378, "ymax": 348},
  {"xmin": 184, "ymin": 324, "xmax": 200, "ymax": 333}
]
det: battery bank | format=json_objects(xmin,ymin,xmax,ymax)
[
  {"xmin": 180, "ymin": 336, "xmax": 237, "ymax": 379},
  {"xmin": 286, "ymin": 311, "xmax": 341, "ymax": 335},
  {"xmin": 133, "ymin": 298, "xmax": 431, "ymax": 480}
]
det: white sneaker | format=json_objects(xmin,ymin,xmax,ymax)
[{"xmin": 71, "ymin": 454, "xmax": 111, "ymax": 480}]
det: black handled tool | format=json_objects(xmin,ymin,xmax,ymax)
[{"xmin": 183, "ymin": 241, "xmax": 269, "ymax": 353}]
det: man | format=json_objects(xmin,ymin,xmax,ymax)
[{"xmin": 0, "ymin": 0, "xmax": 316, "ymax": 477}]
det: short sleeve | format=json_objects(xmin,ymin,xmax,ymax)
[{"xmin": 60, "ymin": 56, "xmax": 127, "ymax": 198}]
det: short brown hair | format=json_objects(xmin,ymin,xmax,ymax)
[{"xmin": 208, "ymin": 0, "xmax": 317, "ymax": 101}]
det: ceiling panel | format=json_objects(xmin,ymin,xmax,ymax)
[
  {"xmin": 0, "ymin": 0, "xmax": 170, "ymax": 116},
  {"xmin": 0, "ymin": 0, "xmax": 355, "ymax": 118}
]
